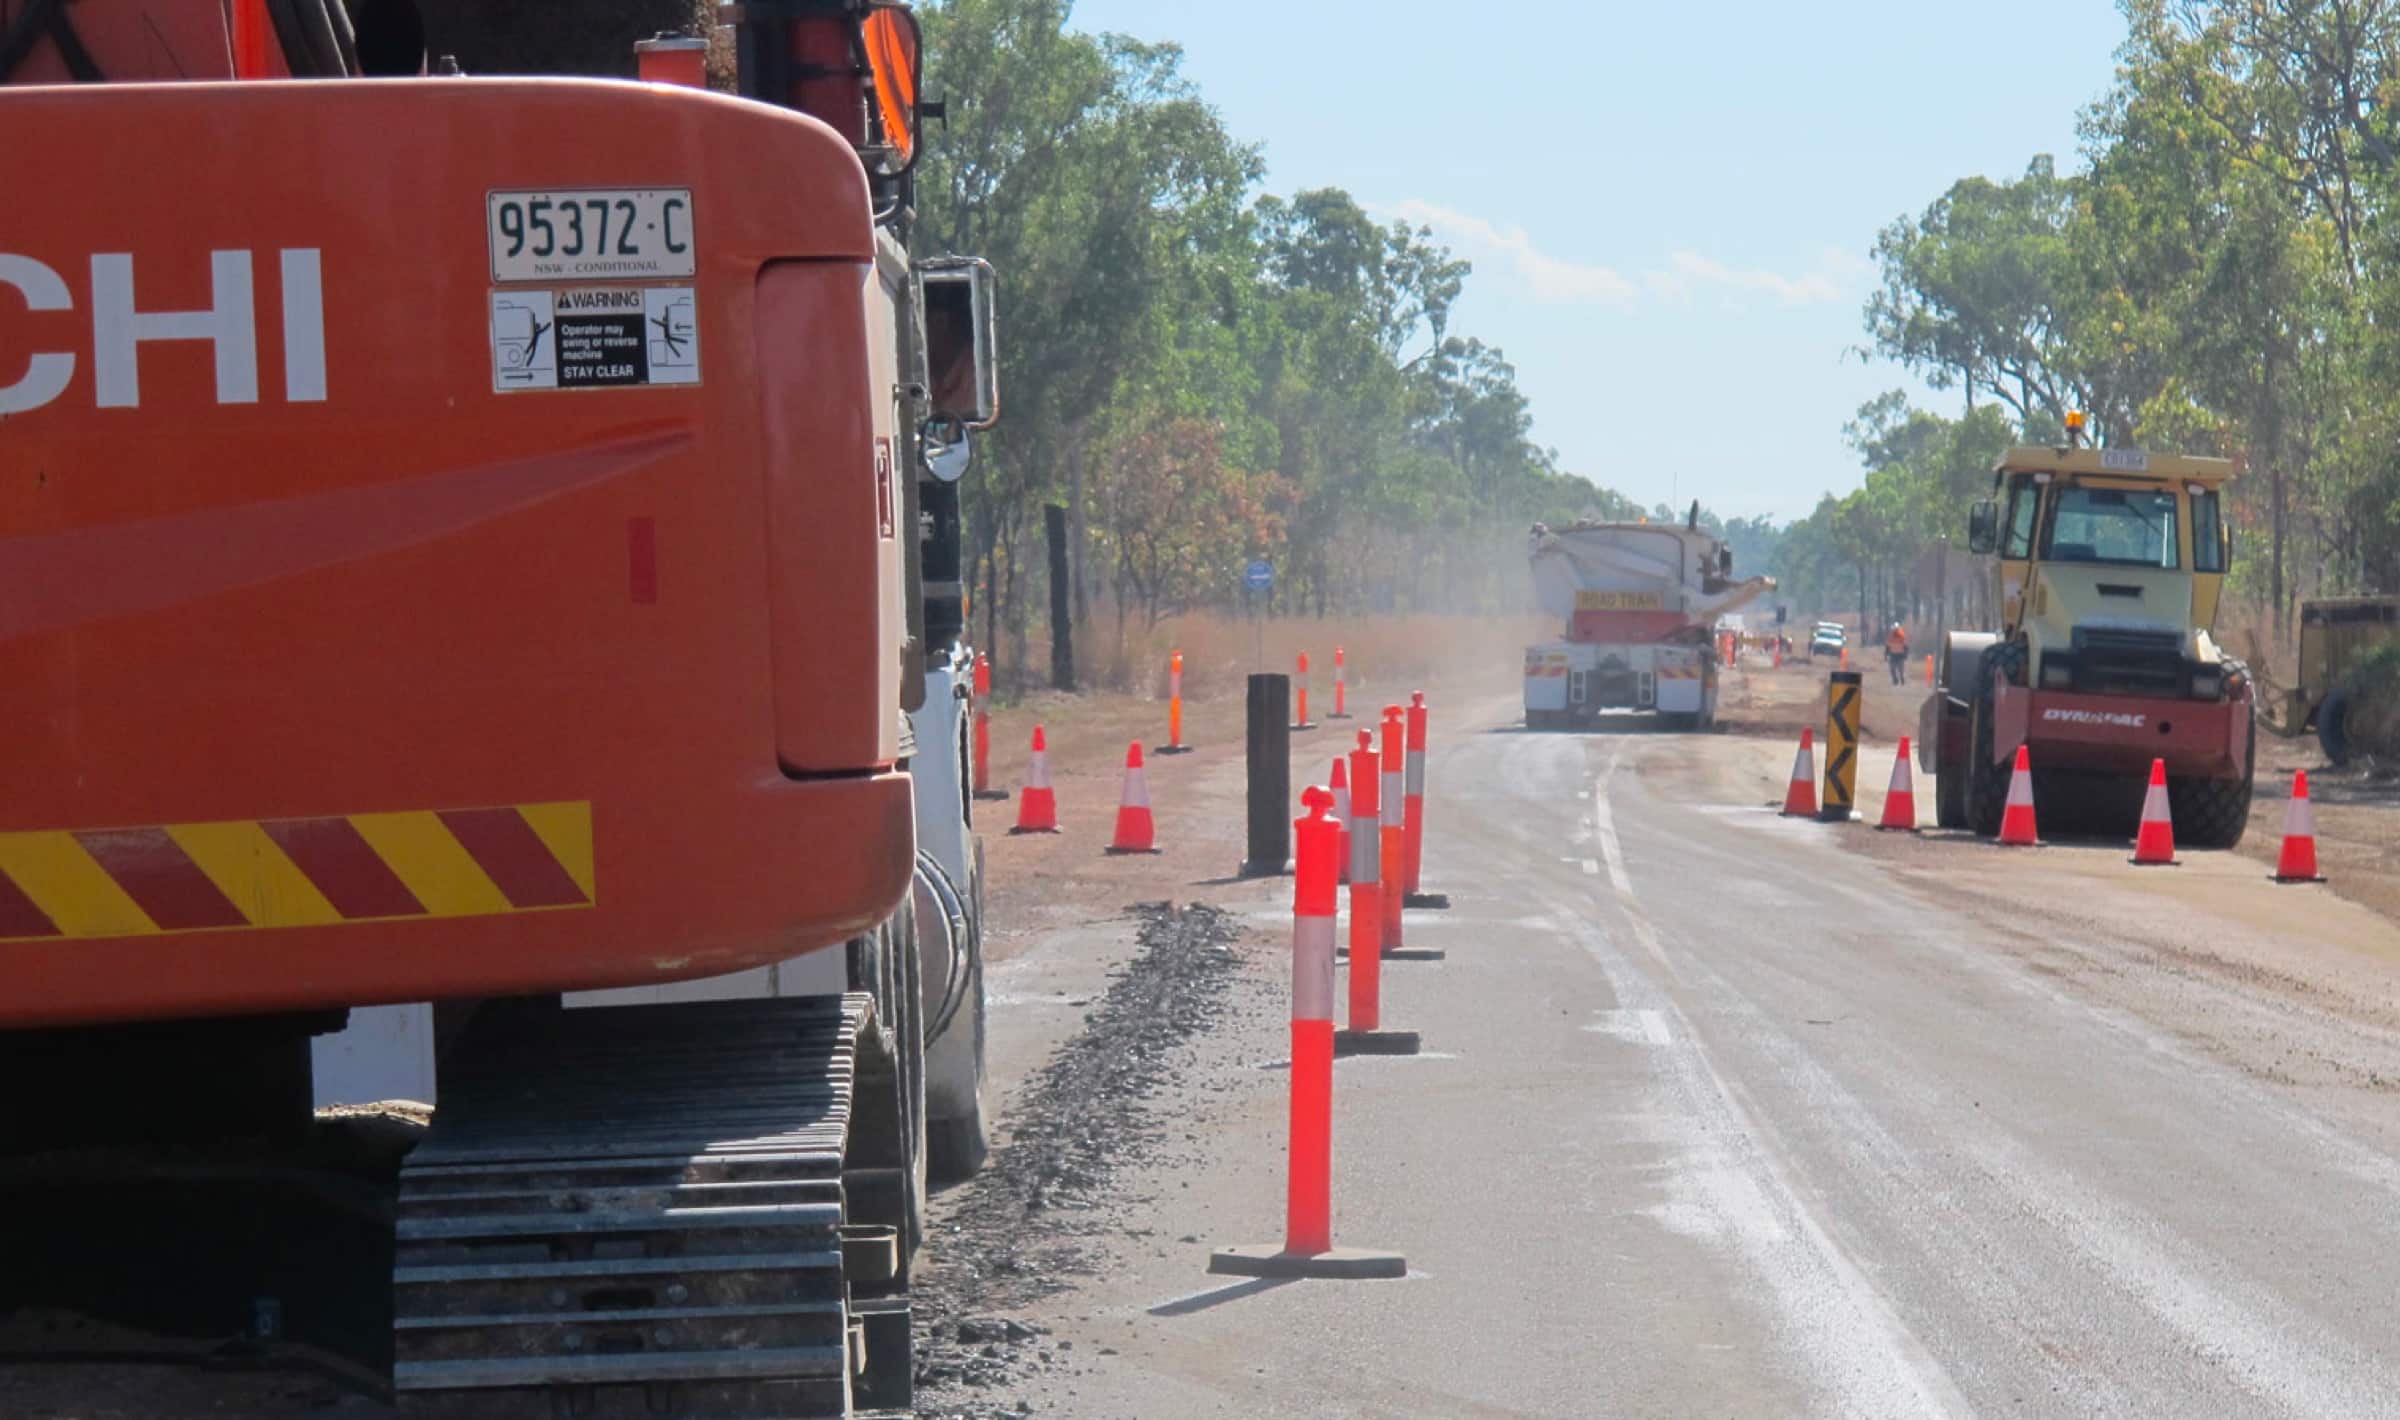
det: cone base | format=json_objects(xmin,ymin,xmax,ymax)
[
  {"xmin": 1008, "ymin": 826, "xmax": 1063, "ymax": 836},
  {"xmin": 1875, "ymin": 823, "xmax": 1916, "ymax": 833},
  {"xmin": 1334, "ymin": 1028, "xmax": 1422, "ymax": 1057},
  {"xmin": 972, "ymin": 789, "xmax": 1013, "ymax": 802},
  {"xmin": 1403, "ymin": 891, "xmax": 1451, "ymax": 910},
  {"xmin": 2272, "ymin": 871, "xmax": 2328, "ymax": 884},
  {"xmin": 1105, "ymin": 845, "xmax": 1164, "ymax": 856},
  {"xmin": 1326, "ymin": 712, "xmax": 1355, "ymax": 720},
  {"xmin": 1292, "ymin": 721, "xmax": 1318, "ymax": 732},
  {"xmin": 1154, "ymin": 744, "xmax": 1195, "ymax": 756},
  {"xmin": 2130, "ymin": 856, "xmax": 2181, "ymax": 866},
  {"xmin": 1207, "ymin": 1244, "xmax": 1407, "ymax": 1280}
]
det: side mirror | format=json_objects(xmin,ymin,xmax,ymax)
[
  {"xmin": 915, "ymin": 256, "xmax": 999, "ymax": 432},
  {"xmin": 1967, "ymin": 499, "xmax": 1999, "ymax": 556}
]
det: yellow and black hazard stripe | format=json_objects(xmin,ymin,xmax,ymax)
[{"xmin": 0, "ymin": 802, "xmax": 594, "ymax": 942}]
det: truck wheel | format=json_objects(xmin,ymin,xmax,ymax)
[
  {"xmin": 928, "ymin": 841, "xmax": 990, "ymax": 1184},
  {"xmin": 2318, "ymin": 683, "xmax": 2354, "ymax": 764},
  {"xmin": 852, "ymin": 905, "xmax": 928, "ymax": 1253},
  {"xmin": 2172, "ymin": 717, "xmax": 2257, "ymax": 850},
  {"xmin": 1965, "ymin": 643, "xmax": 2024, "ymax": 837},
  {"xmin": 891, "ymin": 900, "xmax": 930, "ymax": 1251}
]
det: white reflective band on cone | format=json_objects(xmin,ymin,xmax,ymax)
[
  {"xmin": 1027, "ymin": 754, "xmax": 1051, "ymax": 789},
  {"xmin": 1292, "ymin": 913, "xmax": 1337, "ymax": 1021},
  {"xmin": 1405, "ymin": 750, "xmax": 1425, "ymax": 796},
  {"xmin": 2286, "ymin": 790, "xmax": 2315, "ymax": 837},
  {"xmin": 1350, "ymin": 819, "xmax": 1380, "ymax": 882},
  {"xmin": 1381, "ymin": 773, "xmax": 1403, "ymax": 826},
  {"xmin": 1331, "ymin": 785, "xmax": 1350, "ymax": 821}
]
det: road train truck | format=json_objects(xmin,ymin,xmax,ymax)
[
  {"xmin": 1920, "ymin": 439, "xmax": 2256, "ymax": 844},
  {"xmin": 0, "ymin": 2, "xmax": 995, "ymax": 1413},
  {"xmin": 1523, "ymin": 510, "xmax": 1774, "ymax": 729}
]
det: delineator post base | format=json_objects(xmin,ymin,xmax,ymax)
[
  {"xmin": 1334, "ymin": 1029, "xmax": 1421, "ymax": 1057},
  {"xmin": 1207, "ymin": 1245, "xmax": 1406, "ymax": 1280}
]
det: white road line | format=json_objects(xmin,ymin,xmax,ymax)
[
  {"xmin": 1585, "ymin": 1008, "xmax": 1671, "ymax": 1045},
  {"xmin": 1587, "ymin": 791, "xmax": 1635, "ymax": 900},
  {"xmin": 1584, "ymin": 745, "xmax": 1973, "ymax": 1418},
  {"xmin": 1580, "ymin": 857, "xmax": 1601, "ymax": 877}
]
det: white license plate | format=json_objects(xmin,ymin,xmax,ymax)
[{"xmin": 488, "ymin": 188, "xmax": 695, "ymax": 283}]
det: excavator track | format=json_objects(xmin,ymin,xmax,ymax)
[{"xmin": 392, "ymin": 994, "xmax": 912, "ymax": 1418}]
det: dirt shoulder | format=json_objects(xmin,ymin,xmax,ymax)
[{"xmin": 1728, "ymin": 650, "xmax": 2400, "ymax": 932}]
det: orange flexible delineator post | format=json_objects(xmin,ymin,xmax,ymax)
[
  {"xmin": 2130, "ymin": 758, "xmax": 2178, "ymax": 865},
  {"xmin": 1295, "ymin": 652, "xmax": 1314, "ymax": 730},
  {"xmin": 1338, "ymin": 732, "xmax": 1418, "ymax": 1055},
  {"xmin": 1998, "ymin": 745, "xmax": 2039, "ymax": 846},
  {"xmin": 2273, "ymin": 769, "xmax": 2327, "ymax": 882},
  {"xmin": 1345, "ymin": 734, "xmax": 1380, "ymax": 1021},
  {"xmin": 1009, "ymin": 725, "xmax": 1060, "ymax": 835},
  {"xmin": 1209, "ymin": 788, "xmax": 1407, "ymax": 1280},
  {"xmin": 1379, "ymin": 707, "xmax": 1406, "ymax": 953},
  {"xmin": 970, "ymin": 652, "xmax": 1005, "ymax": 800},
  {"xmin": 1159, "ymin": 650, "xmax": 1191, "ymax": 755},
  {"xmin": 1877, "ymin": 736, "xmax": 1917, "ymax": 832},
  {"xmin": 1402, "ymin": 692, "xmax": 1448, "ymax": 908},
  {"xmin": 1330, "ymin": 645, "xmax": 1351, "ymax": 719},
  {"xmin": 1105, "ymin": 742, "xmax": 1160, "ymax": 854},
  {"xmin": 1924, "ymin": 653, "xmax": 1935, "ymax": 687},
  {"xmin": 1781, "ymin": 728, "xmax": 1818, "ymax": 817}
]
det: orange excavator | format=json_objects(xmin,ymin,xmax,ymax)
[{"xmin": 0, "ymin": 2, "xmax": 996, "ymax": 1413}]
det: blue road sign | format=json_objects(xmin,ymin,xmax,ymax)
[{"xmin": 1244, "ymin": 559, "xmax": 1273, "ymax": 592}]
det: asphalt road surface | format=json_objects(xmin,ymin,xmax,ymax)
[{"xmin": 956, "ymin": 680, "xmax": 2400, "ymax": 1418}]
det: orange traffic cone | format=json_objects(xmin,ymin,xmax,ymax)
[
  {"xmin": 1011, "ymin": 726, "xmax": 1060, "ymax": 835},
  {"xmin": 1781, "ymin": 729, "xmax": 1818, "ymax": 817},
  {"xmin": 1877, "ymin": 737, "xmax": 1917, "ymax": 831},
  {"xmin": 2273, "ymin": 769, "xmax": 2326, "ymax": 883},
  {"xmin": 1105, "ymin": 741, "xmax": 1158, "ymax": 853},
  {"xmin": 1998, "ymin": 745, "xmax": 2039, "ymax": 846},
  {"xmin": 2129, "ymin": 758, "xmax": 2177, "ymax": 865}
]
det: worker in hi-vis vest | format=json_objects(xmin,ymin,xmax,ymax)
[{"xmin": 1883, "ymin": 622, "xmax": 1909, "ymax": 685}]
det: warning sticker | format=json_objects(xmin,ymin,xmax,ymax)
[{"xmin": 491, "ymin": 287, "xmax": 700, "ymax": 393}]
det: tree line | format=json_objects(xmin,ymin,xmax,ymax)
[
  {"xmin": 913, "ymin": 0, "xmax": 1641, "ymax": 679},
  {"xmin": 1775, "ymin": 0, "xmax": 2400, "ymax": 648}
]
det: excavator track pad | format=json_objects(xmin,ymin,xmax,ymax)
[{"xmin": 393, "ymin": 994, "xmax": 910, "ymax": 1418}]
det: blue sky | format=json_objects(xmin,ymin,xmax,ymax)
[{"xmin": 1068, "ymin": 0, "xmax": 2130, "ymax": 524}]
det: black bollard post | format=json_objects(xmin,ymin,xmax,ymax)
[{"xmin": 1239, "ymin": 673, "xmax": 1292, "ymax": 877}]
